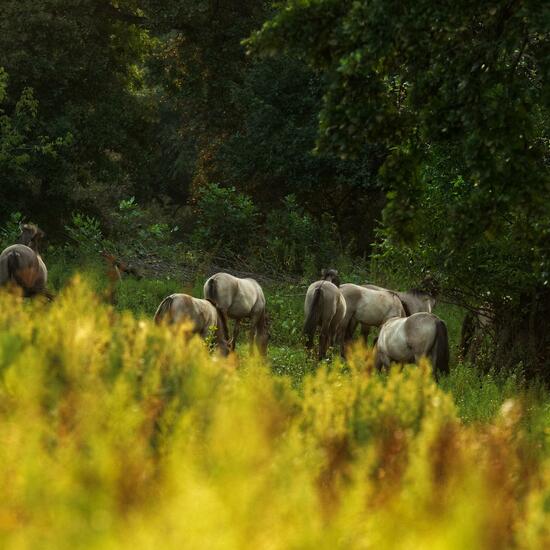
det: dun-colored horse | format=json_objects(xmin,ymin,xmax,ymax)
[
  {"xmin": 204, "ymin": 272, "xmax": 269, "ymax": 354},
  {"xmin": 0, "ymin": 223, "xmax": 49, "ymax": 298},
  {"xmin": 154, "ymin": 293, "xmax": 230, "ymax": 355},
  {"xmin": 341, "ymin": 283, "xmax": 406, "ymax": 347},
  {"xmin": 304, "ymin": 279, "xmax": 346, "ymax": 359},
  {"xmin": 375, "ymin": 312, "xmax": 449, "ymax": 378},
  {"xmin": 364, "ymin": 284, "xmax": 436, "ymax": 315}
]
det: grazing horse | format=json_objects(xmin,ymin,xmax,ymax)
[
  {"xmin": 154, "ymin": 293, "xmax": 230, "ymax": 355},
  {"xmin": 304, "ymin": 279, "xmax": 346, "ymax": 359},
  {"xmin": 364, "ymin": 283, "xmax": 437, "ymax": 315},
  {"xmin": 0, "ymin": 223, "xmax": 49, "ymax": 298},
  {"xmin": 375, "ymin": 312, "xmax": 450, "ymax": 378},
  {"xmin": 203, "ymin": 273, "xmax": 269, "ymax": 354},
  {"xmin": 341, "ymin": 283, "xmax": 406, "ymax": 347}
]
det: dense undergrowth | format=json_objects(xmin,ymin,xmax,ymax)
[{"xmin": 0, "ymin": 277, "xmax": 548, "ymax": 549}]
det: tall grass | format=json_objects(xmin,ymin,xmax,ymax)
[{"xmin": 0, "ymin": 278, "xmax": 548, "ymax": 548}]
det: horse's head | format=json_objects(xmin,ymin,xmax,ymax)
[
  {"xmin": 18, "ymin": 223, "xmax": 44, "ymax": 250},
  {"xmin": 419, "ymin": 274, "xmax": 440, "ymax": 298},
  {"xmin": 321, "ymin": 268, "xmax": 340, "ymax": 287}
]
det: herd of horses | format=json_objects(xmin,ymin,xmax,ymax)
[{"xmin": 0, "ymin": 224, "xmax": 449, "ymax": 376}]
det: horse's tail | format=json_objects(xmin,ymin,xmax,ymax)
[
  {"xmin": 7, "ymin": 251, "xmax": 20, "ymax": 281},
  {"xmin": 304, "ymin": 287, "xmax": 323, "ymax": 344},
  {"xmin": 0, "ymin": 253, "xmax": 11, "ymax": 286},
  {"xmin": 207, "ymin": 299, "xmax": 229, "ymax": 343},
  {"xmin": 431, "ymin": 319, "xmax": 450, "ymax": 377},
  {"xmin": 154, "ymin": 295, "xmax": 174, "ymax": 324},
  {"xmin": 204, "ymin": 277, "xmax": 218, "ymax": 305}
]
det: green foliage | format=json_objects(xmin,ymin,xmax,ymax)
[
  {"xmin": 0, "ymin": 211, "xmax": 23, "ymax": 249},
  {"xmin": 250, "ymin": 0, "xmax": 550, "ymax": 374},
  {"xmin": 214, "ymin": 56, "xmax": 384, "ymax": 256},
  {"xmin": 260, "ymin": 196, "xmax": 327, "ymax": 273},
  {"xmin": 191, "ymin": 183, "xmax": 259, "ymax": 257},
  {"xmin": 0, "ymin": 68, "xmax": 71, "ymax": 219},
  {"xmin": 65, "ymin": 213, "xmax": 104, "ymax": 256},
  {"xmin": 0, "ymin": 1, "xmax": 154, "ymax": 223}
]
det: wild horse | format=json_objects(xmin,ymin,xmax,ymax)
[
  {"xmin": 375, "ymin": 312, "xmax": 450, "ymax": 378},
  {"xmin": 154, "ymin": 293, "xmax": 230, "ymax": 355},
  {"xmin": 204, "ymin": 272, "xmax": 269, "ymax": 354},
  {"xmin": 0, "ymin": 223, "xmax": 50, "ymax": 298}
]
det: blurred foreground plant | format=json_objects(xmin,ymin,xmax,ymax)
[{"xmin": 0, "ymin": 278, "xmax": 547, "ymax": 549}]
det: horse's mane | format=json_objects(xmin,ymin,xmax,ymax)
[{"xmin": 406, "ymin": 288, "xmax": 432, "ymax": 298}]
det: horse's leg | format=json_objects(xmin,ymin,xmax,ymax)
[
  {"xmin": 319, "ymin": 329, "xmax": 328, "ymax": 360},
  {"xmin": 374, "ymin": 349, "xmax": 388, "ymax": 372},
  {"xmin": 248, "ymin": 319, "xmax": 257, "ymax": 352},
  {"xmin": 360, "ymin": 323, "xmax": 370, "ymax": 345},
  {"xmin": 231, "ymin": 319, "xmax": 241, "ymax": 351},
  {"xmin": 319, "ymin": 314, "xmax": 333, "ymax": 360},
  {"xmin": 346, "ymin": 317, "xmax": 358, "ymax": 343},
  {"xmin": 336, "ymin": 316, "xmax": 355, "ymax": 358}
]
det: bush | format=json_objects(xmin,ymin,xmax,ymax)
[
  {"xmin": 0, "ymin": 211, "xmax": 23, "ymax": 249},
  {"xmin": 259, "ymin": 195, "xmax": 342, "ymax": 275},
  {"xmin": 191, "ymin": 183, "xmax": 258, "ymax": 257},
  {"xmin": 65, "ymin": 212, "xmax": 104, "ymax": 256}
]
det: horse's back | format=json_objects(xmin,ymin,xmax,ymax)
[
  {"xmin": 306, "ymin": 280, "xmax": 339, "ymax": 304},
  {"xmin": 305, "ymin": 280, "xmax": 343, "ymax": 319},
  {"xmin": 0, "ymin": 244, "xmax": 46, "ymax": 291},
  {"xmin": 343, "ymin": 283, "xmax": 403, "ymax": 325},
  {"xmin": 1, "ymin": 244, "xmax": 37, "ymax": 267},
  {"xmin": 205, "ymin": 272, "xmax": 264, "ymax": 318},
  {"xmin": 405, "ymin": 312, "xmax": 437, "ymax": 337},
  {"xmin": 378, "ymin": 316, "xmax": 411, "ymax": 361},
  {"xmin": 168, "ymin": 294, "xmax": 217, "ymax": 330}
]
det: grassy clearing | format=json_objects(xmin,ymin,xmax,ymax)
[{"xmin": 46, "ymin": 261, "xmax": 550, "ymax": 425}]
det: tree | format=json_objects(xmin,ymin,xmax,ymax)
[
  {"xmin": 0, "ymin": 0, "xmax": 154, "ymax": 226},
  {"xmin": 250, "ymin": 0, "xmax": 550, "ymax": 376},
  {"xmin": 214, "ymin": 55, "xmax": 385, "ymax": 255}
]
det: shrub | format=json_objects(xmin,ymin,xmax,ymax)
[
  {"xmin": 259, "ymin": 195, "xmax": 341, "ymax": 275},
  {"xmin": 191, "ymin": 183, "xmax": 258, "ymax": 257},
  {"xmin": 0, "ymin": 211, "xmax": 23, "ymax": 249},
  {"xmin": 65, "ymin": 212, "xmax": 104, "ymax": 255}
]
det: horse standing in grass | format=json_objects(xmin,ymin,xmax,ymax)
[
  {"xmin": 203, "ymin": 272, "xmax": 269, "ymax": 354},
  {"xmin": 304, "ymin": 279, "xmax": 346, "ymax": 359},
  {"xmin": 341, "ymin": 283, "xmax": 406, "ymax": 347},
  {"xmin": 0, "ymin": 223, "xmax": 50, "ymax": 298},
  {"xmin": 375, "ymin": 312, "xmax": 450, "ymax": 378},
  {"xmin": 154, "ymin": 293, "xmax": 230, "ymax": 355},
  {"xmin": 363, "ymin": 284, "xmax": 437, "ymax": 315}
]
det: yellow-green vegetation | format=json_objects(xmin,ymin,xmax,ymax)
[{"xmin": 0, "ymin": 278, "xmax": 548, "ymax": 549}]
